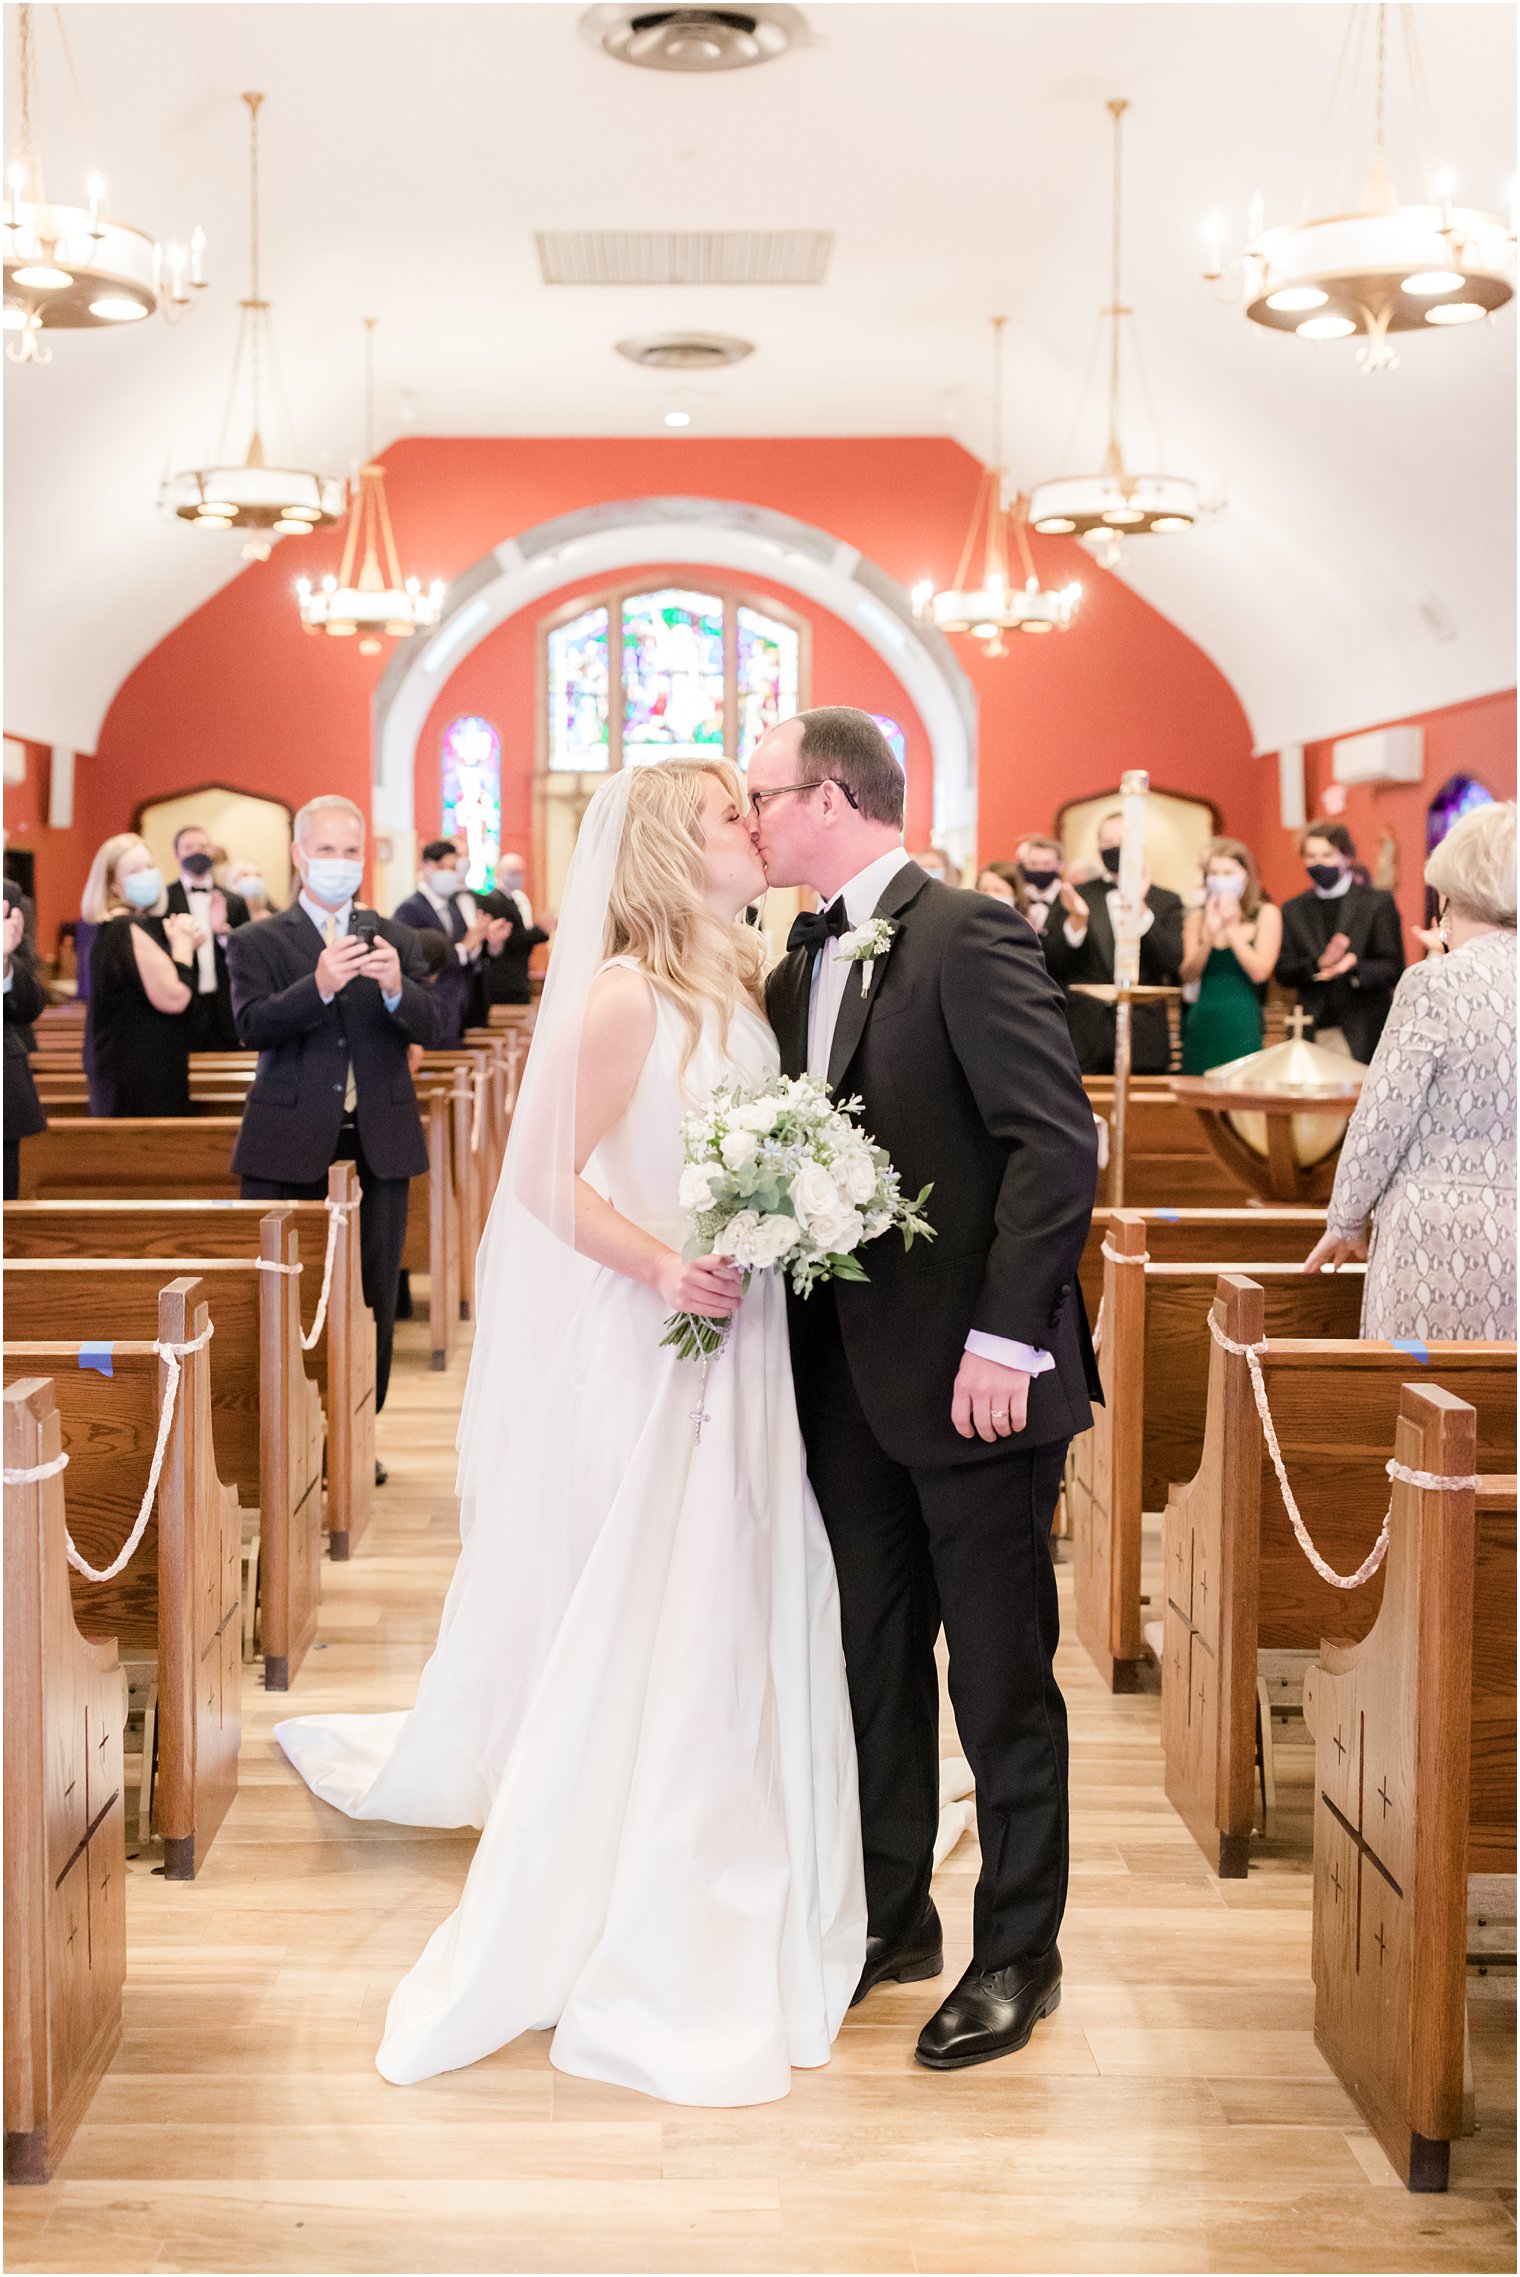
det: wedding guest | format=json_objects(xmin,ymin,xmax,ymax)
[
  {"xmin": 225, "ymin": 858, "xmax": 275, "ymax": 920},
  {"xmin": 1012, "ymin": 838, "xmax": 1068, "ymax": 938},
  {"xmin": 1276, "ymin": 820, "xmax": 1404, "ymax": 1062},
  {"xmin": 1179, "ymin": 838, "xmax": 1282, "ymax": 1073},
  {"xmin": 3, "ymin": 893, "xmax": 46, "ymax": 1197},
  {"xmin": 1305, "ymin": 801, "xmax": 1515, "ymax": 1339},
  {"xmin": 911, "ymin": 847, "xmax": 961, "ymax": 887},
  {"xmin": 974, "ymin": 863, "xmax": 1021, "ymax": 906},
  {"xmin": 392, "ymin": 840, "xmax": 509, "ymax": 1044},
  {"xmin": 167, "ymin": 822, "xmax": 251, "ymax": 1049},
  {"xmin": 483, "ymin": 851, "xmax": 549, "ymax": 1008},
  {"xmin": 1042, "ymin": 810, "xmax": 1184, "ymax": 1074},
  {"xmin": 227, "ymin": 795, "xmax": 442, "ymax": 1417},
  {"xmin": 80, "ymin": 833, "xmax": 202, "ymax": 1116}
]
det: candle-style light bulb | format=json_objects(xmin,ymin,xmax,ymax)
[
  {"xmin": 1246, "ymin": 190, "xmax": 1265, "ymax": 244},
  {"xmin": 190, "ymin": 225, "xmax": 206, "ymax": 286},
  {"xmin": 86, "ymin": 174, "xmax": 103, "ymax": 233},
  {"xmin": 1203, "ymin": 215, "xmax": 1225, "ymax": 280}
]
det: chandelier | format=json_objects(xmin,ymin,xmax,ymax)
[
  {"xmin": 913, "ymin": 317, "xmax": 1082, "ymax": 656},
  {"xmin": 161, "ymin": 94, "xmax": 344, "ymax": 541},
  {"xmin": 3, "ymin": 3, "xmax": 205, "ymax": 365},
  {"xmin": 1028, "ymin": 100, "xmax": 1206, "ymax": 564},
  {"xmin": 1203, "ymin": 5, "xmax": 1514, "ymax": 373},
  {"xmin": 296, "ymin": 320, "xmax": 444, "ymax": 656}
]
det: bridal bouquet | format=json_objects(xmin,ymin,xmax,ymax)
[{"xmin": 662, "ymin": 1073, "xmax": 934, "ymax": 1360}]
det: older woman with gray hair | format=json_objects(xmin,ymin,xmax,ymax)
[{"xmin": 1305, "ymin": 799, "xmax": 1516, "ymax": 1339}]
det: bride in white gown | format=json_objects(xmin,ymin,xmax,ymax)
[{"xmin": 275, "ymin": 758, "xmax": 866, "ymax": 2107}]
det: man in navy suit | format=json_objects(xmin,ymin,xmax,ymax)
[
  {"xmin": 226, "ymin": 795, "xmax": 442, "ymax": 1419},
  {"xmin": 391, "ymin": 840, "xmax": 510, "ymax": 1044}
]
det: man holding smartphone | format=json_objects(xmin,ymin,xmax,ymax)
[{"xmin": 226, "ymin": 795, "xmax": 442, "ymax": 1422}]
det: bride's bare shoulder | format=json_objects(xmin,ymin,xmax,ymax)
[{"xmin": 587, "ymin": 961, "xmax": 658, "ymax": 1028}]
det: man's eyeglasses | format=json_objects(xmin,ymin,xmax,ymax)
[{"xmin": 747, "ymin": 777, "xmax": 859, "ymax": 815}]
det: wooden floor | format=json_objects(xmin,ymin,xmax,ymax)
[{"xmin": 6, "ymin": 1313, "xmax": 1515, "ymax": 2276}]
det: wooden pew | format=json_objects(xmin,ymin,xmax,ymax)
[
  {"xmin": 1163, "ymin": 1272, "xmax": 1516, "ymax": 1876},
  {"xmin": 1068, "ymin": 1220, "xmax": 1364, "ymax": 1691},
  {"xmin": 3, "ymin": 1217, "xmax": 324, "ymax": 1690},
  {"xmin": 1082, "ymin": 1083, "xmax": 1245, "ymax": 1207},
  {"xmin": 3, "ymin": 1377, "xmax": 128, "ymax": 2184},
  {"xmin": 402, "ymin": 1082, "xmax": 460, "ymax": 1371},
  {"xmin": 4, "ymin": 1163, "xmax": 374, "ymax": 1561},
  {"xmin": 2, "ymin": 1281, "xmax": 238, "ymax": 1876},
  {"xmin": 18, "ymin": 1118, "xmax": 242, "ymax": 1199},
  {"xmin": 1076, "ymin": 1204, "xmax": 1325, "ymax": 1318},
  {"xmin": 1303, "ymin": 1384, "xmax": 1516, "ymax": 2192}
]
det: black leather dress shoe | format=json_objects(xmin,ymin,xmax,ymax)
[
  {"xmin": 850, "ymin": 1898, "xmax": 943, "ymax": 2008},
  {"xmin": 914, "ymin": 1947, "xmax": 1062, "ymax": 2069}
]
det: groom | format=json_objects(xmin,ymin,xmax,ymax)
[{"xmin": 750, "ymin": 708, "xmax": 1100, "ymax": 2070}]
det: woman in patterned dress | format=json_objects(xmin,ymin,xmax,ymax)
[{"xmin": 1305, "ymin": 801, "xmax": 1515, "ymax": 1340}]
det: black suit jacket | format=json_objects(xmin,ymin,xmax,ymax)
[
  {"xmin": 166, "ymin": 880, "xmax": 251, "ymax": 1050},
  {"xmin": 1041, "ymin": 879, "xmax": 1184, "ymax": 1074},
  {"xmin": 1275, "ymin": 883, "xmax": 1405, "ymax": 1064},
  {"xmin": 391, "ymin": 887, "xmax": 482, "ymax": 1043},
  {"xmin": 4, "ymin": 949, "xmax": 47, "ymax": 1141},
  {"xmin": 766, "ymin": 862, "xmax": 1101, "ymax": 1467},
  {"xmin": 226, "ymin": 901, "xmax": 442, "ymax": 1183},
  {"xmin": 485, "ymin": 896, "xmax": 549, "ymax": 1008}
]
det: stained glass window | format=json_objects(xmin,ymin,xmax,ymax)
[
  {"xmin": 870, "ymin": 714, "xmax": 907, "ymax": 770},
  {"xmin": 548, "ymin": 606, "xmax": 611, "ymax": 771},
  {"xmin": 441, "ymin": 716, "xmax": 502, "ymax": 891},
  {"xmin": 1426, "ymin": 772, "xmax": 1494, "ymax": 851},
  {"xmin": 737, "ymin": 606, "xmax": 801, "ymax": 759},
  {"xmin": 622, "ymin": 589, "xmax": 726, "ymax": 760}
]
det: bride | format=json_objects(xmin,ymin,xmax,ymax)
[{"xmin": 275, "ymin": 758, "xmax": 867, "ymax": 2107}]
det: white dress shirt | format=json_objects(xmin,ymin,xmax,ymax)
[
  {"xmin": 804, "ymin": 851, "xmax": 1053, "ymax": 1383},
  {"xmin": 1064, "ymin": 879, "xmax": 1155, "ymax": 955},
  {"xmin": 181, "ymin": 878, "xmax": 218, "ymax": 993}
]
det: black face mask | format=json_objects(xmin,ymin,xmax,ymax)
[
  {"xmin": 1021, "ymin": 867, "xmax": 1060, "ymax": 893},
  {"xmin": 181, "ymin": 851, "xmax": 214, "ymax": 879},
  {"xmin": 1306, "ymin": 863, "xmax": 1344, "ymax": 892},
  {"xmin": 1100, "ymin": 845, "xmax": 1122, "ymax": 877}
]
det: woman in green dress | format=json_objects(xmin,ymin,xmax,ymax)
[{"xmin": 1180, "ymin": 838, "xmax": 1283, "ymax": 1074}]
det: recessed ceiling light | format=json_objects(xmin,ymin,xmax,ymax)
[
  {"xmin": 12, "ymin": 263, "xmax": 71, "ymax": 289},
  {"xmin": 1296, "ymin": 314, "xmax": 1357, "ymax": 339},
  {"xmin": 1265, "ymin": 286, "xmax": 1329, "ymax": 312},
  {"xmin": 1402, "ymin": 270, "xmax": 1464, "ymax": 296},
  {"xmin": 664, "ymin": 410, "xmax": 692, "ymax": 429},
  {"xmin": 89, "ymin": 295, "xmax": 148, "ymax": 322},
  {"xmin": 1424, "ymin": 300, "xmax": 1486, "ymax": 325}
]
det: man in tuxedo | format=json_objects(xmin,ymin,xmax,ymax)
[
  {"xmin": 1275, "ymin": 820, "xmax": 1406, "ymax": 1063},
  {"xmin": 226, "ymin": 795, "xmax": 441, "ymax": 1420},
  {"xmin": 1041, "ymin": 809, "xmax": 1184, "ymax": 1073},
  {"xmin": 391, "ymin": 840, "xmax": 510, "ymax": 1045},
  {"xmin": 3, "ymin": 896, "xmax": 46, "ymax": 1199},
  {"xmin": 482, "ymin": 850, "xmax": 549, "ymax": 1008},
  {"xmin": 751, "ymin": 707, "xmax": 1100, "ymax": 2072},
  {"xmin": 166, "ymin": 823, "xmax": 250, "ymax": 1050}
]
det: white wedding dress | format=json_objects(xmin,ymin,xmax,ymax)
[{"xmin": 275, "ymin": 966, "xmax": 866, "ymax": 2107}]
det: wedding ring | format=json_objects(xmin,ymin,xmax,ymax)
[{"xmin": 992, "ymin": 1408, "xmax": 1009, "ymax": 1420}]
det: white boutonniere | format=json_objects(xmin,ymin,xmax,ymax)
[{"xmin": 835, "ymin": 917, "xmax": 898, "ymax": 995}]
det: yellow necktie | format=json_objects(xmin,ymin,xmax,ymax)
[{"xmin": 324, "ymin": 915, "xmax": 356, "ymax": 1111}]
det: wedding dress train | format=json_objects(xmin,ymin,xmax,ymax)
[{"xmin": 275, "ymin": 975, "xmax": 866, "ymax": 2106}]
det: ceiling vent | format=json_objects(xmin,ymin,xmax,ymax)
[
  {"xmin": 536, "ymin": 231, "xmax": 831, "ymax": 286},
  {"xmin": 580, "ymin": 5, "xmax": 803, "ymax": 72},
  {"xmin": 616, "ymin": 330, "xmax": 754, "ymax": 369}
]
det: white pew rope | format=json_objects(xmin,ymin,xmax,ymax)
[
  {"xmin": 254, "ymin": 1198, "xmax": 359, "ymax": 1350},
  {"xmin": 3, "ymin": 1450, "xmax": 70, "ymax": 1485},
  {"xmin": 1091, "ymin": 1239, "xmax": 1150, "ymax": 1358},
  {"xmin": 471, "ymin": 1067, "xmax": 488, "ymax": 1154},
  {"xmin": 31, "ymin": 1321, "xmax": 217, "ymax": 1584}
]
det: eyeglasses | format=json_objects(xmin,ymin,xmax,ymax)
[{"xmin": 747, "ymin": 778, "xmax": 859, "ymax": 815}]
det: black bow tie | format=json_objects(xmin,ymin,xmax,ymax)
[{"xmin": 787, "ymin": 900, "xmax": 849, "ymax": 957}]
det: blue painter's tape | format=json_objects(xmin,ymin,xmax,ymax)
[
  {"xmin": 1154, "ymin": 1210, "xmax": 1181, "ymax": 1221},
  {"xmin": 1391, "ymin": 1338, "xmax": 1430, "ymax": 1365},
  {"xmin": 78, "ymin": 1343, "xmax": 114, "ymax": 1379}
]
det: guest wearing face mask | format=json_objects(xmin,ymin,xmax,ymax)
[
  {"xmin": 392, "ymin": 840, "xmax": 510, "ymax": 1045},
  {"xmin": 166, "ymin": 823, "xmax": 251, "ymax": 1050},
  {"xmin": 1042, "ymin": 810, "xmax": 1184, "ymax": 1074},
  {"xmin": 1276, "ymin": 821, "xmax": 1405, "ymax": 1063},
  {"xmin": 974, "ymin": 862, "xmax": 1021, "ymax": 906},
  {"xmin": 1179, "ymin": 839, "xmax": 1282, "ymax": 1073},
  {"xmin": 481, "ymin": 850, "xmax": 550, "ymax": 1009},
  {"xmin": 224, "ymin": 859, "xmax": 275, "ymax": 921},
  {"xmin": 80, "ymin": 833, "xmax": 204, "ymax": 1116},
  {"xmin": 226, "ymin": 796, "xmax": 442, "ymax": 1420}
]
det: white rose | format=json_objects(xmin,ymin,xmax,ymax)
[
  {"xmin": 815, "ymin": 1207, "xmax": 865, "ymax": 1255},
  {"xmin": 791, "ymin": 1161, "xmax": 843, "ymax": 1234},
  {"xmin": 747, "ymin": 1213, "xmax": 799, "ymax": 1268},
  {"xmin": 712, "ymin": 1210, "xmax": 760, "ymax": 1264},
  {"xmin": 732, "ymin": 1098, "xmax": 779, "ymax": 1135},
  {"xmin": 840, "ymin": 1150, "xmax": 878, "ymax": 1204},
  {"xmin": 720, "ymin": 1128, "xmax": 759, "ymax": 1172},
  {"xmin": 678, "ymin": 1162, "xmax": 724, "ymax": 1211}
]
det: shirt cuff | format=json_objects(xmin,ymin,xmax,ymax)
[
  {"xmin": 963, "ymin": 1331, "xmax": 1055, "ymax": 1376},
  {"xmin": 2, "ymin": 970, "xmax": 11, "ymax": 994},
  {"xmin": 318, "ymin": 986, "xmax": 335, "ymax": 1006},
  {"xmin": 1062, "ymin": 917, "xmax": 1088, "ymax": 947},
  {"xmin": 382, "ymin": 987, "xmax": 402, "ymax": 1014}
]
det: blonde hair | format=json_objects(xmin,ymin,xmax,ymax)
[
  {"xmin": 1200, "ymin": 835, "xmax": 1264, "ymax": 919},
  {"xmin": 1426, "ymin": 800, "xmax": 1516, "ymax": 929},
  {"xmin": 81, "ymin": 832, "xmax": 157, "ymax": 922},
  {"xmin": 605, "ymin": 759, "xmax": 764, "ymax": 1068}
]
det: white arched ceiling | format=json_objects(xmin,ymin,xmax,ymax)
[
  {"xmin": 371, "ymin": 496, "xmax": 978, "ymax": 843},
  {"xmin": 4, "ymin": 1, "xmax": 1514, "ymax": 758}
]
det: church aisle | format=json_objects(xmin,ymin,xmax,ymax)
[{"xmin": 5, "ymin": 1318, "xmax": 1514, "ymax": 2277}]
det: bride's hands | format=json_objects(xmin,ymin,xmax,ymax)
[{"xmin": 654, "ymin": 1251, "xmax": 747, "ymax": 1317}]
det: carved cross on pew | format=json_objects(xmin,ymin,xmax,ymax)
[{"xmin": 1320, "ymin": 1716, "xmax": 1403, "ymax": 1974}]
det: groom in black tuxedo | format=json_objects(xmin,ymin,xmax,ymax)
[{"xmin": 752, "ymin": 708, "xmax": 1100, "ymax": 2071}]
